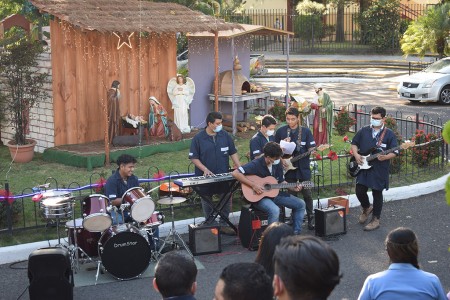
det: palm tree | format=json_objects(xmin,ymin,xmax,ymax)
[{"xmin": 401, "ymin": 3, "xmax": 450, "ymax": 59}]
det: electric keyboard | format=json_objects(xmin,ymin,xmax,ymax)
[{"xmin": 174, "ymin": 173, "xmax": 234, "ymax": 187}]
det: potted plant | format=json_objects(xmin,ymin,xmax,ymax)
[{"xmin": 0, "ymin": 33, "xmax": 48, "ymax": 162}]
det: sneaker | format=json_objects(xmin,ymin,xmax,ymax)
[
  {"xmin": 364, "ymin": 217, "xmax": 380, "ymax": 231},
  {"xmin": 358, "ymin": 206, "xmax": 373, "ymax": 224},
  {"xmin": 219, "ymin": 226, "xmax": 236, "ymax": 236}
]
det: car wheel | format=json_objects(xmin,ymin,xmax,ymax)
[{"xmin": 438, "ymin": 85, "xmax": 450, "ymax": 105}]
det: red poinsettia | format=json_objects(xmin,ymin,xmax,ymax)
[
  {"xmin": 153, "ymin": 170, "xmax": 166, "ymax": 180},
  {"xmin": 315, "ymin": 153, "xmax": 322, "ymax": 160},
  {"xmin": 0, "ymin": 189, "xmax": 14, "ymax": 205},
  {"xmin": 94, "ymin": 178, "xmax": 106, "ymax": 193},
  {"xmin": 327, "ymin": 150, "xmax": 338, "ymax": 161},
  {"xmin": 343, "ymin": 135, "xmax": 349, "ymax": 142}
]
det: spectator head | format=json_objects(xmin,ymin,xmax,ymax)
[
  {"xmin": 273, "ymin": 235, "xmax": 341, "ymax": 300},
  {"xmin": 255, "ymin": 222, "xmax": 294, "ymax": 278},
  {"xmin": 214, "ymin": 263, "xmax": 273, "ymax": 300},
  {"xmin": 153, "ymin": 251, "xmax": 198, "ymax": 298},
  {"xmin": 263, "ymin": 142, "xmax": 283, "ymax": 160},
  {"xmin": 385, "ymin": 227, "xmax": 420, "ymax": 269}
]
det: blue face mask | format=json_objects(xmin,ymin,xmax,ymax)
[
  {"xmin": 370, "ymin": 118, "xmax": 382, "ymax": 127},
  {"xmin": 214, "ymin": 124, "xmax": 223, "ymax": 133},
  {"xmin": 273, "ymin": 159, "xmax": 281, "ymax": 165}
]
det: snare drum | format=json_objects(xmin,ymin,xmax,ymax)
[
  {"xmin": 42, "ymin": 190, "xmax": 72, "ymax": 199},
  {"xmin": 122, "ymin": 187, "xmax": 155, "ymax": 222},
  {"xmin": 66, "ymin": 218, "xmax": 101, "ymax": 257},
  {"xmin": 41, "ymin": 196, "xmax": 73, "ymax": 219},
  {"xmin": 82, "ymin": 194, "xmax": 112, "ymax": 232},
  {"xmin": 98, "ymin": 224, "xmax": 151, "ymax": 279},
  {"xmin": 142, "ymin": 211, "xmax": 164, "ymax": 228}
]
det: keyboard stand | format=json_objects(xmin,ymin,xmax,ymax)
[{"xmin": 194, "ymin": 180, "xmax": 239, "ymax": 233}]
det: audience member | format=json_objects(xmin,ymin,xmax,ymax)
[
  {"xmin": 153, "ymin": 251, "xmax": 198, "ymax": 300},
  {"xmin": 273, "ymin": 235, "xmax": 341, "ymax": 300},
  {"xmin": 213, "ymin": 262, "xmax": 273, "ymax": 300},
  {"xmin": 358, "ymin": 227, "xmax": 447, "ymax": 300},
  {"xmin": 255, "ymin": 222, "xmax": 294, "ymax": 279}
]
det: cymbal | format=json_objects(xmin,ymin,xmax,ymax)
[{"xmin": 157, "ymin": 196, "xmax": 187, "ymax": 205}]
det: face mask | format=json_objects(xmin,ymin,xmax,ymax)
[
  {"xmin": 370, "ymin": 118, "xmax": 382, "ymax": 127},
  {"xmin": 214, "ymin": 124, "xmax": 223, "ymax": 133},
  {"xmin": 273, "ymin": 159, "xmax": 281, "ymax": 165},
  {"xmin": 266, "ymin": 129, "xmax": 274, "ymax": 136}
]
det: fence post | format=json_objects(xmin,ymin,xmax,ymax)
[
  {"xmin": 354, "ymin": 104, "xmax": 358, "ymax": 132},
  {"xmin": 5, "ymin": 182, "xmax": 13, "ymax": 235},
  {"xmin": 415, "ymin": 113, "xmax": 419, "ymax": 130}
]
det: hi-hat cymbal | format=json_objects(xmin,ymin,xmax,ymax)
[{"xmin": 157, "ymin": 197, "xmax": 187, "ymax": 205}]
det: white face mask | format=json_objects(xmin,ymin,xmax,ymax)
[
  {"xmin": 266, "ymin": 129, "xmax": 275, "ymax": 136},
  {"xmin": 214, "ymin": 124, "xmax": 223, "ymax": 133},
  {"xmin": 370, "ymin": 118, "xmax": 382, "ymax": 127},
  {"xmin": 273, "ymin": 159, "xmax": 281, "ymax": 165}
]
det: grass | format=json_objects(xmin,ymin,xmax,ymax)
[{"xmin": 0, "ymin": 128, "xmax": 448, "ymax": 247}]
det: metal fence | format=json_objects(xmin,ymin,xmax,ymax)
[
  {"xmin": 0, "ymin": 107, "xmax": 447, "ymax": 236},
  {"xmin": 221, "ymin": 3, "xmax": 433, "ymax": 54}
]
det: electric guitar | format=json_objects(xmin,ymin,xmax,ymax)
[
  {"xmin": 241, "ymin": 175, "xmax": 314, "ymax": 203},
  {"xmin": 283, "ymin": 144, "xmax": 331, "ymax": 174},
  {"xmin": 348, "ymin": 141, "xmax": 415, "ymax": 177}
]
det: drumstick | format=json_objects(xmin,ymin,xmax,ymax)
[{"xmin": 147, "ymin": 185, "xmax": 161, "ymax": 193}]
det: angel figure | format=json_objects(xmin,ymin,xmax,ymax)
[
  {"xmin": 289, "ymin": 93, "xmax": 311, "ymax": 127},
  {"xmin": 148, "ymin": 96, "xmax": 169, "ymax": 138},
  {"xmin": 167, "ymin": 74, "xmax": 195, "ymax": 133}
]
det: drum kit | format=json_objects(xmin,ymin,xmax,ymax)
[{"xmin": 38, "ymin": 187, "xmax": 166, "ymax": 282}]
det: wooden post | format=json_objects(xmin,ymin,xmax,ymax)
[
  {"xmin": 214, "ymin": 31, "xmax": 219, "ymax": 112},
  {"xmin": 104, "ymin": 91, "xmax": 110, "ymax": 166}
]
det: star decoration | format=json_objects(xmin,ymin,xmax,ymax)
[{"xmin": 113, "ymin": 32, "xmax": 134, "ymax": 50}]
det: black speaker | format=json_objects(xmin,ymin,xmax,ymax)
[
  {"xmin": 188, "ymin": 224, "xmax": 221, "ymax": 255},
  {"xmin": 28, "ymin": 247, "xmax": 73, "ymax": 300},
  {"xmin": 238, "ymin": 205, "xmax": 285, "ymax": 251},
  {"xmin": 314, "ymin": 205, "xmax": 347, "ymax": 237}
]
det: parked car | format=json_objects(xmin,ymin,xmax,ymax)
[
  {"xmin": 250, "ymin": 53, "xmax": 267, "ymax": 76},
  {"xmin": 397, "ymin": 57, "xmax": 450, "ymax": 105},
  {"xmin": 177, "ymin": 50, "xmax": 188, "ymax": 70}
]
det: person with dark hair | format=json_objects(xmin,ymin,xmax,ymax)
[
  {"xmin": 189, "ymin": 111, "xmax": 241, "ymax": 235},
  {"xmin": 351, "ymin": 106, "xmax": 398, "ymax": 231},
  {"xmin": 275, "ymin": 106, "xmax": 316, "ymax": 230},
  {"xmin": 255, "ymin": 222, "xmax": 294, "ymax": 279},
  {"xmin": 153, "ymin": 251, "xmax": 198, "ymax": 300},
  {"xmin": 358, "ymin": 227, "xmax": 447, "ymax": 300},
  {"xmin": 107, "ymin": 80, "xmax": 121, "ymax": 144},
  {"xmin": 231, "ymin": 142, "xmax": 306, "ymax": 234},
  {"xmin": 213, "ymin": 262, "xmax": 273, "ymax": 300},
  {"xmin": 250, "ymin": 114, "xmax": 277, "ymax": 160},
  {"xmin": 273, "ymin": 235, "xmax": 341, "ymax": 300}
]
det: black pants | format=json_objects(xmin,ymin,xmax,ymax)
[
  {"xmin": 355, "ymin": 183, "xmax": 383, "ymax": 218},
  {"xmin": 285, "ymin": 178, "xmax": 313, "ymax": 217}
]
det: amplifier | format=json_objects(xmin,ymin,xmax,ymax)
[
  {"xmin": 314, "ymin": 205, "xmax": 347, "ymax": 237},
  {"xmin": 238, "ymin": 205, "xmax": 285, "ymax": 251},
  {"xmin": 188, "ymin": 224, "xmax": 221, "ymax": 256}
]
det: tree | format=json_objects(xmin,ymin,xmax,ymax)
[{"xmin": 401, "ymin": 3, "xmax": 450, "ymax": 59}]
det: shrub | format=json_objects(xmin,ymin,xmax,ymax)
[
  {"xmin": 333, "ymin": 107, "xmax": 356, "ymax": 136},
  {"xmin": 268, "ymin": 99, "xmax": 286, "ymax": 122},
  {"xmin": 410, "ymin": 130, "xmax": 441, "ymax": 167},
  {"xmin": 384, "ymin": 116, "xmax": 404, "ymax": 174}
]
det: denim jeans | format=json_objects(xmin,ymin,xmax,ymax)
[{"xmin": 252, "ymin": 192, "xmax": 306, "ymax": 234}]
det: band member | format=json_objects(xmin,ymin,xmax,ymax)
[
  {"xmin": 351, "ymin": 106, "xmax": 398, "ymax": 231},
  {"xmin": 275, "ymin": 107, "xmax": 316, "ymax": 230},
  {"xmin": 249, "ymin": 115, "xmax": 277, "ymax": 160},
  {"xmin": 232, "ymin": 142, "xmax": 306, "ymax": 235},
  {"xmin": 107, "ymin": 80, "xmax": 120, "ymax": 144},
  {"xmin": 189, "ymin": 112, "xmax": 241, "ymax": 234}
]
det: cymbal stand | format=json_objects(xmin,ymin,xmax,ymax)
[{"xmin": 158, "ymin": 172, "xmax": 193, "ymax": 258}]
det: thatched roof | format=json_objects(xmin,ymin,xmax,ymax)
[
  {"xmin": 188, "ymin": 24, "xmax": 294, "ymax": 38},
  {"xmin": 30, "ymin": 0, "xmax": 241, "ymax": 34}
]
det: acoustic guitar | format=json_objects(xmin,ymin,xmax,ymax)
[
  {"xmin": 348, "ymin": 141, "xmax": 415, "ymax": 177},
  {"xmin": 283, "ymin": 144, "xmax": 331, "ymax": 174},
  {"xmin": 241, "ymin": 175, "xmax": 314, "ymax": 203}
]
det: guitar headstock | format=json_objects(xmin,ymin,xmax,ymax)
[
  {"xmin": 401, "ymin": 141, "xmax": 415, "ymax": 149},
  {"xmin": 316, "ymin": 144, "xmax": 332, "ymax": 152}
]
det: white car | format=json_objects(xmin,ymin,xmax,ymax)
[{"xmin": 397, "ymin": 57, "xmax": 450, "ymax": 105}]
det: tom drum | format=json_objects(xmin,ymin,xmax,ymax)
[
  {"xmin": 122, "ymin": 187, "xmax": 155, "ymax": 222},
  {"xmin": 82, "ymin": 194, "xmax": 112, "ymax": 232}
]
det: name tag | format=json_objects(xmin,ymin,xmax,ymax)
[
  {"xmin": 253, "ymin": 150, "xmax": 260, "ymax": 154},
  {"xmin": 310, "ymin": 141, "xmax": 316, "ymax": 145},
  {"xmin": 109, "ymin": 194, "xmax": 117, "ymax": 199},
  {"xmin": 221, "ymin": 147, "xmax": 229, "ymax": 151},
  {"xmin": 238, "ymin": 167, "xmax": 245, "ymax": 174},
  {"xmin": 188, "ymin": 152, "xmax": 193, "ymax": 156},
  {"xmin": 380, "ymin": 143, "xmax": 387, "ymax": 148},
  {"xmin": 301, "ymin": 141, "xmax": 306, "ymax": 145}
]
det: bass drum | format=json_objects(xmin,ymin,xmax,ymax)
[{"xmin": 98, "ymin": 224, "xmax": 151, "ymax": 279}]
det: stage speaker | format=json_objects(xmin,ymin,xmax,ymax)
[
  {"xmin": 188, "ymin": 224, "xmax": 221, "ymax": 256},
  {"xmin": 28, "ymin": 247, "xmax": 73, "ymax": 300},
  {"xmin": 314, "ymin": 205, "xmax": 347, "ymax": 237},
  {"xmin": 238, "ymin": 205, "xmax": 285, "ymax": 251}
]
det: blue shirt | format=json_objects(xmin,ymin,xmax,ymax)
[
  {"xmin": 351, "ymin": 125, "xmax": 398, "ymax": 191},
  {"xmin": 358, "ymin": 263, "xmax": 447, "ymax": 300},
  {"xmin": 104, "ymin": 169, "xmax": 139, "ymax": 204},
  {"xmin": 238, "ymin": 156, "xmax": 284, "ymax": 183},
  {"xmin": 275, "ymin": 125, "xmax": 316, "ymax": 181},
  {"xmin": 249, "ymin": 131, "xmax": 274, "ymax": 160}
]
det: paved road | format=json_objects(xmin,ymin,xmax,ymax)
[{"xmin": 1, "ymin": 190, "xmax": 449, "ymax": 300}]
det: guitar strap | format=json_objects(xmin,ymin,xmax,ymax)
[{"xmin": 376, "ymin": 127, "xmax": 387, "ymax": 147}]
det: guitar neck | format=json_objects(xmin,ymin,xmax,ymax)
[
  {"xmin": 269, "ymin": 182, "xmax": 299, "ymax": 189},
  {"xmin": 290, "ymin": 148, "xmax": 314, "ymax": 163},
  {"xmin": 366, "ymin": 146, "xmax": 401, "ymax": 162}
]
